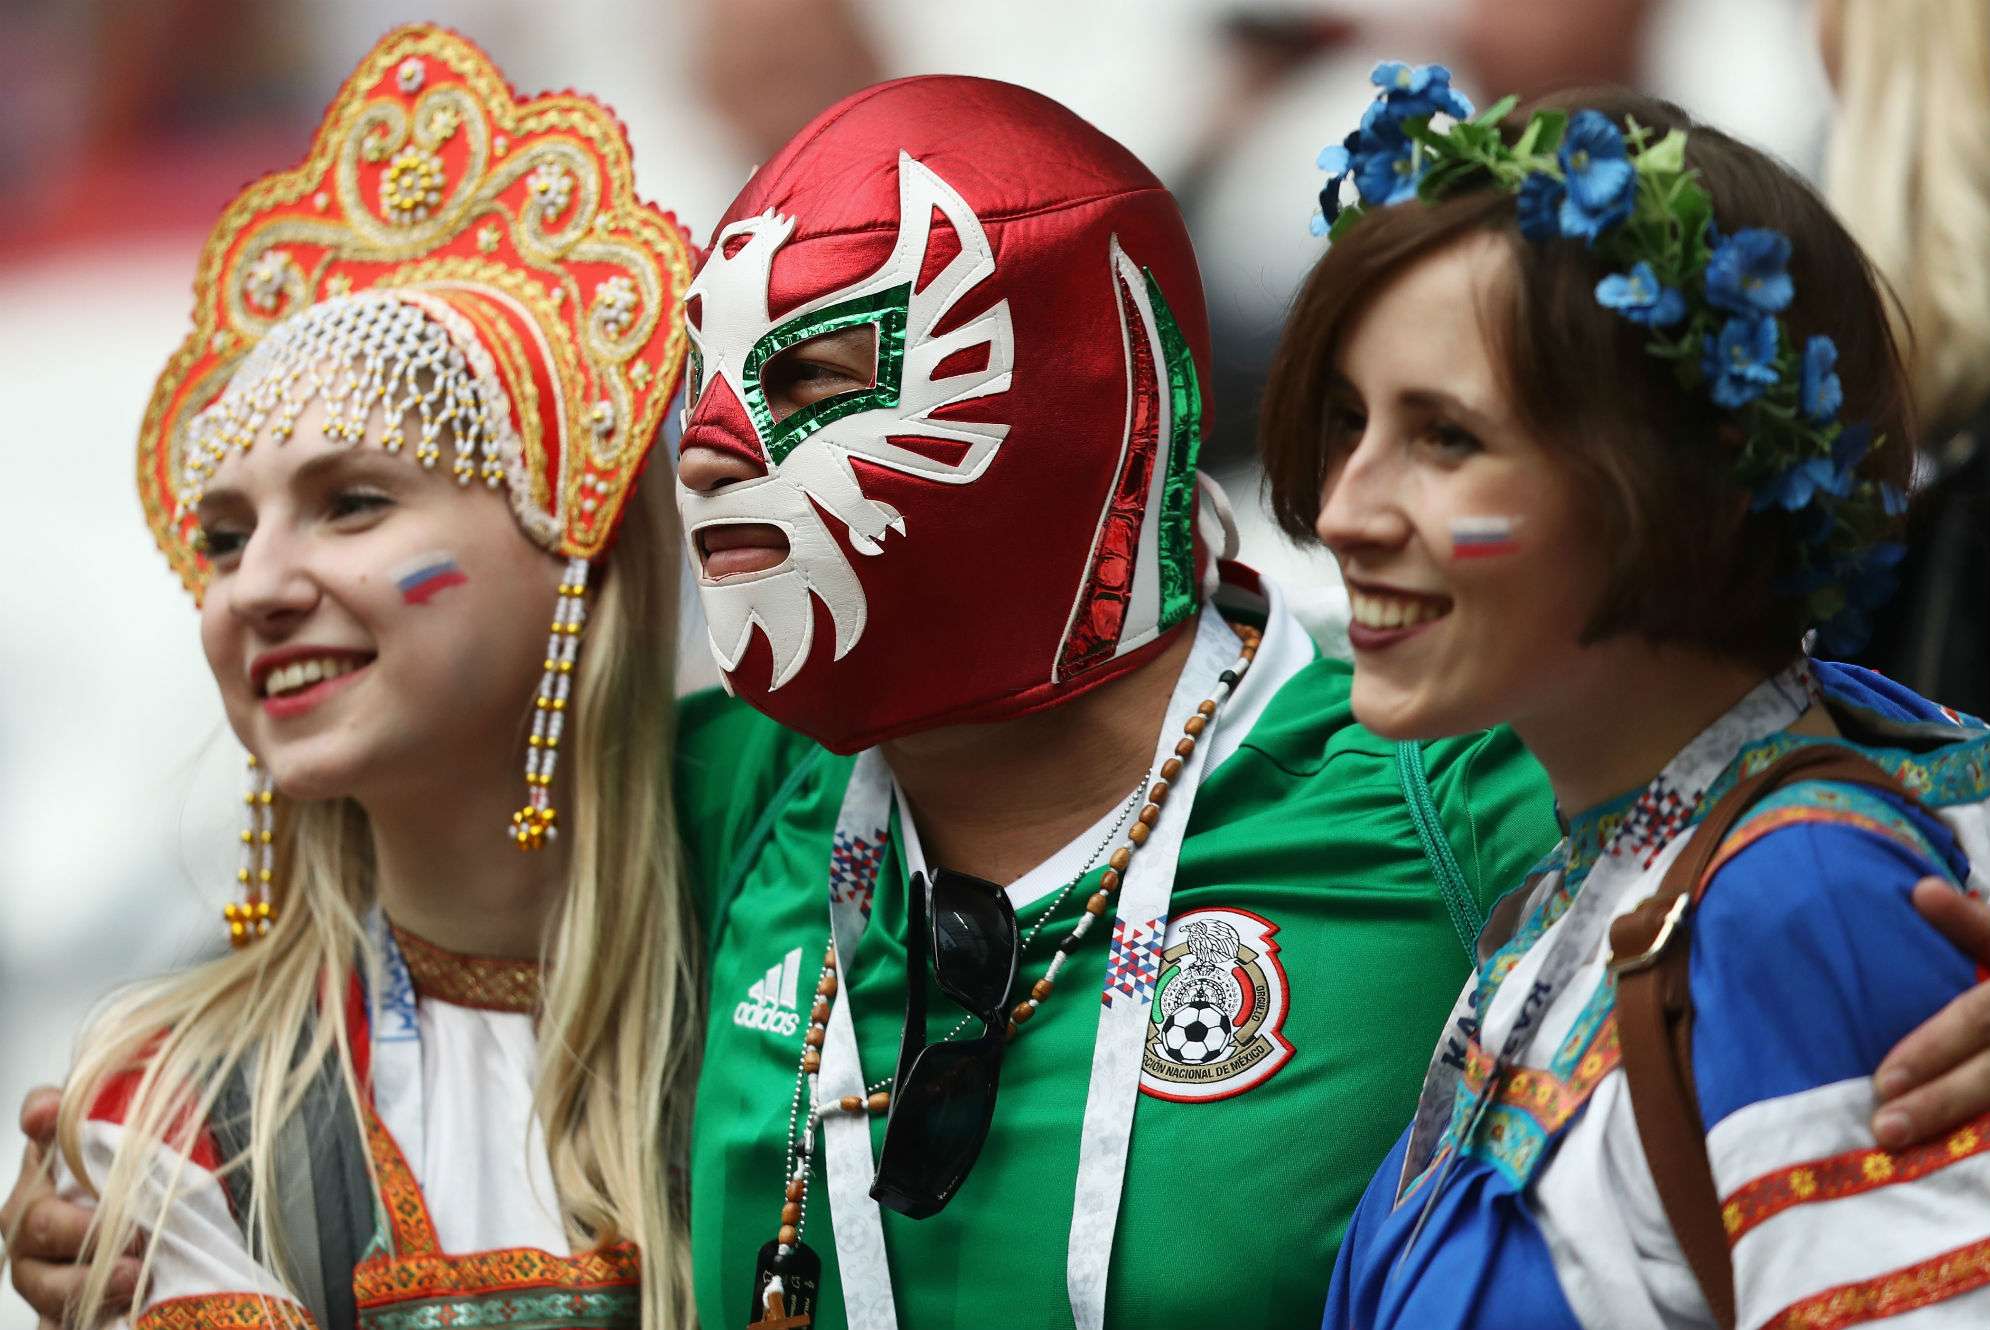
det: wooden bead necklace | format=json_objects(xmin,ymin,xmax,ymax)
[{"xmin": 750, "ymin": 623, "xmax": 1262, "ymax": 1329}]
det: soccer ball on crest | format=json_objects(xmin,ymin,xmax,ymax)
[{"xmin": 1160, "ymin": 1002, "xmax": 1233, "ymax": 1065}]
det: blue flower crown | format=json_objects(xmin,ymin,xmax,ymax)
[{"xmin": 1311, "ymin": 62, "xmax": 1906, "ymax": 654}]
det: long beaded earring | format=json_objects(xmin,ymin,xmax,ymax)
[
  {"xmin": 512, "ymin": 556, "xmax": 590, "ymax": 850},
  {"xmin": 223, "ymin": 754, "xmax": 275, "ymax": 947}
]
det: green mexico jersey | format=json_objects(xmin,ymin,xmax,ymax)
[{"xmin": 675, "ymin": 656, "xmax": 1556, "ymax": 1329}]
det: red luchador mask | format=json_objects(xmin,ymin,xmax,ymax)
[{"xmin": 677, "ymin": 76, "xmax": 1219, "ymax": 753}]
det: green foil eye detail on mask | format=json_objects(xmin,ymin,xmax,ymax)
[
  {"xmin": 742, "ymin": 282, "xmax": 912, "ymax": 466},
  {"xmin": 687, "ymin": 345, "xmax": 704, "ymax": 405},
  {"xmin": 1144, "ymin": 269, "xmax": 1203, "ymax": 630}
]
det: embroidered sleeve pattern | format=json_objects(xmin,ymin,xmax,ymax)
[
  {"xmin": 136, "ymin": 1293, "xmax": 318, "ymax": 1330},
  {"xmin": 1758, "ymin": 1239, "xmax": 1990, "ymax": 1330},
  {"xmin": 1692, "ymin": 794, "xmax": 1990, "ymax": 1328}
]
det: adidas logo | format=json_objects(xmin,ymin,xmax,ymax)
[{"xmin": 733, "ymin": 946, "xmax": 803, "ymax": 1036}]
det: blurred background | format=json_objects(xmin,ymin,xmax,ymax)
[{"xmin": 0, "ymin": 0, "xmax": 1857, "ymax": 1313}]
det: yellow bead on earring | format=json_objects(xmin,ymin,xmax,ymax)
[
  {"xmin": 224, "ymin": 755, "xmax": 277, "ymax": 947},
  {"xmin": 512, "ymin": 557, "xmax": 590, "ymax": 850}
]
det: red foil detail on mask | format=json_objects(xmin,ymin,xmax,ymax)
[{"xmin": 1059, "ymin": 266, "xmax": 1162, "ymax": 678}]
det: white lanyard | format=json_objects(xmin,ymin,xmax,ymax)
[
  {"xmin": 1067, "ymin": 610, "xmax": 1238, "ymax": 1329},
  {"xmin": 817, "ymin": 754, "xmax": 898, "ymax": 1330},
  {"xmin": 815, "ymin": 608, "xmax": 1240, "ymax": 1330}
]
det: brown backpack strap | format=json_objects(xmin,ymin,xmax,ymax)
[{"xmin": 1607, "ymin": 744, "xmax": 1917, "ymax": 1330}]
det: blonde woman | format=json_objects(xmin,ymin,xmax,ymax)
[
  {"xmin": 1819, "ymin": 0, "xmax": 1990, "ymax": 713},
  {"xmin": 7, "ymin": 26, "xmax": 699, "ymax": 1330}
]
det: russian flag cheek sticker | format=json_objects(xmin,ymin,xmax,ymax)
[
  {"xmin": 1449, "ymin": 516, "xmax": 1521, "ymax": 560},
  {"xmin": 393, "ymin": 551, "xmax": 469, "ymax": 605}
]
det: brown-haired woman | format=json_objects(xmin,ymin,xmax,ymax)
[{"xmin": 1267, "ymin": 73, "xmax": 1990, "ymax": 1329}]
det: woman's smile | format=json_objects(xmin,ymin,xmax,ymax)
[
  {"xmin": 1345, "ymin": 580, "xmax": 1453, "ymax": 650},
  {"xmin": 252, "ymin": 645, "xmax": 377, "ymax": 718}
]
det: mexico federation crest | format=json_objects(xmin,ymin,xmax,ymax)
[{"xmin": 1140, "ymin": 907, "xmax": 1293, "ymax": 1102}]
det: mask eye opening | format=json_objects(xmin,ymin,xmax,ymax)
[
  {"xmin": 740, "ymin": 283, "xmax": 913, "ymax": 464},
  {"xmin": 757, "ymin": 324, "xmax": 881, "ymax": 423}
]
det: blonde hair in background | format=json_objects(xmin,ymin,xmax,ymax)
[
  {"xmin": 1823, "ymin": 0, "xmax": 1990, "ymax": 438},
  {"xmin": 37, "ymin": 453, "xmax": 699, "ymax": 1330}
]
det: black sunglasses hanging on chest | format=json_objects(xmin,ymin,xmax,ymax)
[{"xmin": 870, "ymin": 867, "xmax": 1019, "ymax": 1218}]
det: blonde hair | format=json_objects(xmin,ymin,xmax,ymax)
[
  {"xmin": 1824, "ymin": 0, "xmax": 1990, "ymax": 437},
  {"xmin": 43, "ymin": 460, "xmax": 699, "ymax": 1329}
]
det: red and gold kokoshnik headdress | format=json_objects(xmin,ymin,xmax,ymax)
[
  {"xmin": 138, "ymin": 23, "xmax": 693, "ymax": 593},
  {"xmin": 137, "ymin": 27, "xmax": 693, "ymax": 940}
]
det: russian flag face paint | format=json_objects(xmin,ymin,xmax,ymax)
[
  {"xmin": 1449, "ymin": 516, "xmax": 1520, "ymax": 561},
  {"xmin": 393, "ymin": 551, "xmax": 469, "ymax": 605}
]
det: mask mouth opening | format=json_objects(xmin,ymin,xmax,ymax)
[{"xmin": 695, "ymin": 520, "xmax": 793, "ymax": 580}]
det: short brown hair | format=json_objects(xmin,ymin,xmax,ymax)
[{"xmin": 1259, "ymin": 90, "xmax": 1913, "ymax": 664}]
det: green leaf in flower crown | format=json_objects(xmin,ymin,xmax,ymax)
[
  {"xmin": 1518, "ymin": 108, "xmax": 1568, "ymax": 159},
  {"xmin": 1670, "ymin": 180, "xmax": 1714, "ymax": 261},
  {"xmin": 1401, "ymin": 115, "xmax": 1440, "ymax": 143},
  {"xmin": 1469, "ymin": 93, "xmax": 1520, "ymax": 128},
  {"xmin": 1446, "ymin": 120, "xmax": 1498, "ymax": 158},
  {"xmin": 1416, "ymin": 157, "xmax": 1482, "ymax": 201},
  {"xmin": 1512, "ymin": 116, "xmax": 1544, "ymax": 160},
  {"xmin": 1635, "ymin": 128, "xmax": 1688, "ymax": 177},
  {"xmin": 1646, "ymin": 328, "xmax": 1698, "ymax": 362},
  {"xmin": 1327, "ymin": 206, "xmax": 1367, "ymax": 243}
]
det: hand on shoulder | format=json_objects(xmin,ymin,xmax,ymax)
[{"xmin": 5, "ymin": 1085, "xmax": 136, "ymax": 1326}]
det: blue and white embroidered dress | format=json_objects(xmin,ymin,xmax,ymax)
[{"xmin": 1326, "ymin": 663, "xmax": 1990, "ymax": 1330}]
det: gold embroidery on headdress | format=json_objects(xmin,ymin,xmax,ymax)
[{"xmin": 138, "ymin": 24, "xmax": 694, "ymax": 598}]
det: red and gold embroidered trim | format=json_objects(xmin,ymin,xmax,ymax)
[
  {"xmin": 1722, "ymin": 1110, "xmax": 1990, "ymax": 1245},
  {"xmin": 1762, "ymin": 1233, "xmax": 1990, "ymax": 1329},
  {"xmin": 137, "ymin": 1292, "xmax": 317, "ymax": 1330},
  {"xmin": 355, "ymin": 1076, "xmax": 640, "ymax": 1319},
  {"xmin": 353, "ymin": 1241, "xmax": 641, "ymax": 1305},
  {"xmin": 389, "ymin": 924, "xmax": 543, "ymax": 1014},
  {"xmin": 1707, "ymin": 805, "xmax": 1934, "ymax": 884},
  {"xmin": 362, "ymin": 1098, "xmax": 442, "ymax": 1256},
  {"xmin": 1460, "ymin": 1016, "xmax": 1624, "ymax": 1135}
]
